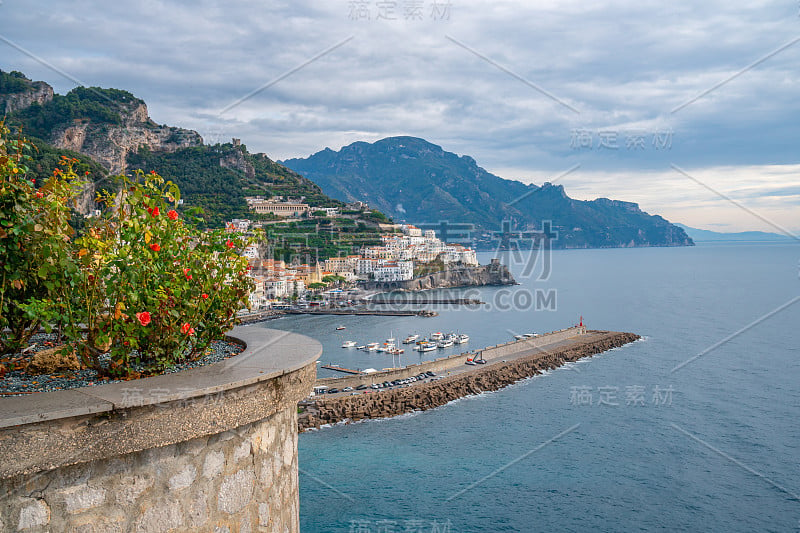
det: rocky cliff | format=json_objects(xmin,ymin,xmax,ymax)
[
  {"xmin": 362, "ymin": 261, "xmax": 516, "ymax": 291},
  {"xmin": 0, "ymin": 79, "xmax": 53, "ymax": 115},
  {"xmin": 3, "ymin": 72, "xmax": 203, "ymax": 174},
  {"xmin": 48, "ymin": 102, "xmax": 203, "ymax": 174}
]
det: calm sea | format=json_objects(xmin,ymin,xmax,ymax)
[{"xmin": 261, "ymin": 243, "xmax": 800, "ymax": 532}]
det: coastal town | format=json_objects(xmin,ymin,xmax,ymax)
[{"xmin": 233, "ymin": 196, "xmax": 479, "ymax": 310}]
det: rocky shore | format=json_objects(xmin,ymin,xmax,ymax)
[
  {"xmin": 298, "ymin": 331, "xmax": 639, "ymax": 431},
  {"xmin": 362, "ymin": 260, "xmax": 516, "ymax": 292}
]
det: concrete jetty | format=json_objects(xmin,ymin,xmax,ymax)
[{"xmin": 298, "ymin": 328, "xmax": 640, "ymax": 431}]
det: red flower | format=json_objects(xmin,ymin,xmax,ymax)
[
  {"xmin": 150, "ymin": 243, "xmax": 161, "ymax": 252},
  {"xmin": 150, "ymin": 170, "xmax": 157, "ymax": 175},
  {"xmin": 183, "ymin": 268, "xmax": 192, "ymax": 280},
  {"xmin": 201, "ymin": 293, "xmax": 209, "ymax": 299},
  {"xmin": 226, "ymin": 240, "xmax": 234, "ymax": 249},
  {"xmin": 181, "ymin": 322, "xmax": 193, "ymax": 335},
  {"xmin": 136, "ymin": 312, "xmax": 151, "ymax": 326},
  {"xmin": 85, "ymin": 171, "xmax": 90, "ymax": 176},
  {"xmin": 35, "ymin": 191, "xmax": 43, "ymax": 198},
  {"xmin": 151, "ymin": 206, "xmax": 160, "ymax": 217},
  {"xmin": 167, "ymin": 209, "xmax": 178, "ymax": 220},
  {"xmin": 189, "ymin": 328, "xmax": 195, "ymax": 336}
]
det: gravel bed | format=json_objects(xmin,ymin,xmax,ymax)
[{"xmin": 0, "ymin": 333, "xmax": 244, "ymax": 397}]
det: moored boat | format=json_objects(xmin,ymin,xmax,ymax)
[{"xmin": 342, "ymin": 340, "xmax": 357, "ymax": 348}]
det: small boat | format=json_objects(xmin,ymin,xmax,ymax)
[
  {"xmin": 431, "ymin": 332, "xmax": 444, "ymax": 341},
  {"xmin": 455, "ymin": 334, "xmax": 469, "ymax": 344},
  {"xmin": 417, "ymin": 342, "xmax": 437, "ymax": 352},
  {"xmin": 523, "ymin": 333, "xmax": 537, "ymax": 338},
  {"xmin": 341, "ymin": 340, "xmax": 357, "ymax": 348},
  {"xmin": 364, "ymin": 342, "xmax": 379, "ymax": 351},
  {"xmin": 437, "ymin": 338, "xmax": 454, "ymax": 349},
  {"xmin": 388, "ymin": 348, "xmax": 404, "ymax": 355},
  {"xmin": 356, "ymin": 345, "xmax": 366, "ymax": 350},
  {"xmin": 378, "ymin": 341, "xmax": 396, "ymax": 353},
  {"xmin": 403, "ymin": 334, "xmax": 419, "ymax": 344},
  {"xmin": 336, "ymin": 325, "xmax": 346, "ymax": 330},
  {"xmin": 514, "ymin": 334, "xmax": 525, "ymax": 340},
  {"xmin": 416, "ymin": 337, "xmax": 431, "ymax": 345}
]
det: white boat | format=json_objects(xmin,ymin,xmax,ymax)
[
  {"xmin": 523, "ymin": 333, "xmax": 537, "ymax": 338},
  {"xmin": 336, "ymin": 325, "xmax": 346, "ymax": 330},
  {"xmin": 437, "ymin": 338, "xmax": 454, "ymax": 349},
  {"xmin": 378, "ymin": 341, "xmax": 396, "ymax": 353},
  {"xmin": 455, "ymin": 334, "xmax": 469, "ymax": 344},
  {"xmin": 341, "ymin": 340, "xmax": 357, "ymax": 348},
  {"xmin": 514, "ymin": 334, "xmax": 525, "ymax": 340},
  {"xmin": 402, "ymin": 334, "xmax": 419, "ymax": 344},
  {"xmin": 431, "ymin": 332, "xmax": 444, "ymax": 341},
  {"xmin": 364, "ymin": 342, "xmax": 379, "ymax": 351},
  {"xmin": 417, "ymin": 342, "xmax": 437, "ymax": 352}
]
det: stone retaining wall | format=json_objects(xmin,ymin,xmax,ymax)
[{"xmin": 0, "ymin": 326, "xmax": 320, "ymax": 533}]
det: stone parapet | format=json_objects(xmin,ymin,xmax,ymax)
[{"xmin": 0, "ymin": 326, "xmax": 320, "ymax": 532}]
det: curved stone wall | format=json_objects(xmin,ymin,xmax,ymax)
[{"xmin": 0, "ymin": 326, "xmax": 320, "ymax": 532}]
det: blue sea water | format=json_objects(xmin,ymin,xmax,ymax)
[{"xmin": 265, "ymin": 243, "xmax": 800, "ymax": 532}]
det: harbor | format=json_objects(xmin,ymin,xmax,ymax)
[{"xmin": 298, "ymin": 327, "xmax": 639, "ymax": 430}]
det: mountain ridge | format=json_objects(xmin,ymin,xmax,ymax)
[{"xmin": 282, "ymin": 136, "xmax": 694, "ymax": 249}]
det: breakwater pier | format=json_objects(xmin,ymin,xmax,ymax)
[{"xmin": 298, "ymin": 328, "xmax": 639, "ymax": 431}]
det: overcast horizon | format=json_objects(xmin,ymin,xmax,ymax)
[{"xmin": 2, "ymin": 0, "xmax": 799, "ymax": 234}]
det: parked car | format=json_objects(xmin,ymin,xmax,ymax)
[
  {"xmin": 342, "ymin": 387, "xmax": 353, "ymax": 392},
  {"xmin": 426, "ymin": 371, "xmax": 435, "ymax": 377},
  {"xmin": 355, "ymin": 384, "xmax": 368, "ymax": 390},
  {"xmin": 328, "ymin": 388, "xmax": 340, "ymax": 393}
]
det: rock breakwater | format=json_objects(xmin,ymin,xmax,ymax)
[{"xmin": 298, "ymin": 331, "xmax": 639, "ymax": 431}]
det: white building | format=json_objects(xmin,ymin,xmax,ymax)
[
  {"xmin": 242, "ymin": 244, "xmax": 259, "ymax": 260},
  {"xmin": 357, "ymin": 258, "xmax": 379, "ymax": 277},
  {"xmin": 372, "ymin": 260, "xmax": 413, "ymax": 282},
  {"xmin": 315, "ymin": 207, "xmax": 339, "ymax": 217}
]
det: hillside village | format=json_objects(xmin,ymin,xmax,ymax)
[{"xmin": 234, "ymin": 219, "xmax": 478, "ymax": 309}]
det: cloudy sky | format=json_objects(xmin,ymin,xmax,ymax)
[{"xmin": 2, "ymin": 0, "xmax": 799, "ymax": 232}]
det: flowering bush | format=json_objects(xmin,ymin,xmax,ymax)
[
  {"xmin": 71, "ymin": 170, "xmax": 254, "ymax": 376},
  {"xmin": 1, "ymin": 126, "xmax": 255, "ymax": 375},
  {"xmin": 0, "ymin": 124, "xmax": 81, "ymax": 354}
]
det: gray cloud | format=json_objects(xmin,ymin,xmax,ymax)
[{"xmin": 1, "ymin": 0, "xmax": 798, "ymax": 230}]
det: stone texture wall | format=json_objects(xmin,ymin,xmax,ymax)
[
  {"xmin": 1, "ymin": 408, "xmax": 299, "ymax": 532},
  {"xmin": 0, "ymin": 327, "xmax": 321, "ymax": 532}
]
